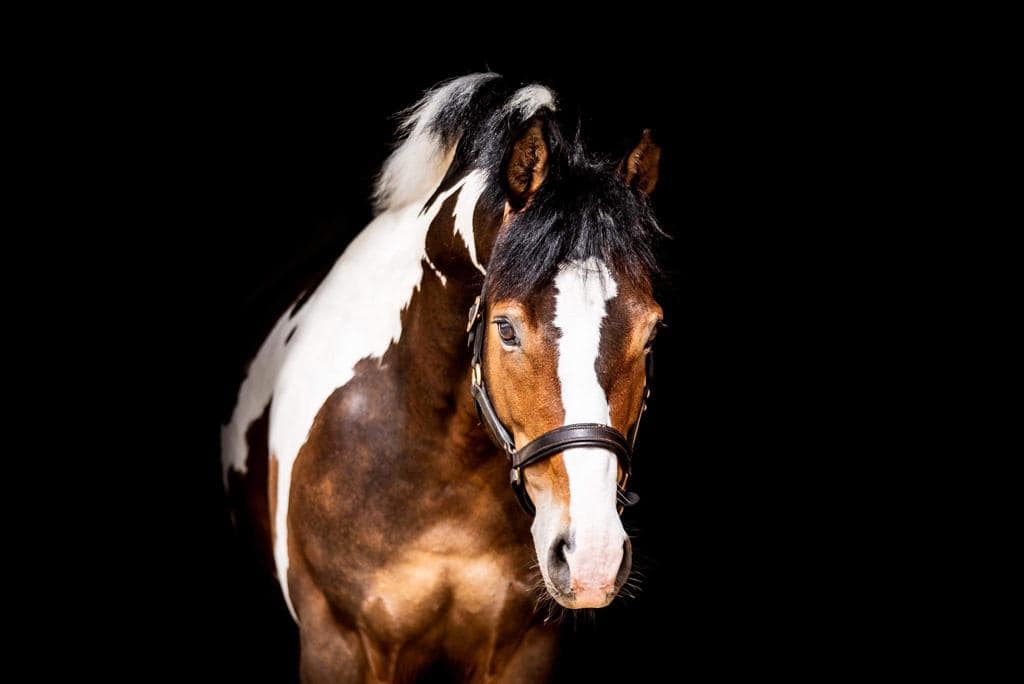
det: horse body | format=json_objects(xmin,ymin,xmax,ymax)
[{"xmin": 223, "ymin": 73, "xmax": 664, "ymax": 682}]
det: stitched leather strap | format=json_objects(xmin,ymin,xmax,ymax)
[
  {"xmin": 513, "ymin": 423, "xmax": 631, "ymax": 471},
  {"xmin": 470, "ymin": 379, "xmax": 514, "ymax": 454}
]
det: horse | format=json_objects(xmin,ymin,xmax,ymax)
[{"xmin": 222, "ymin": 73, "xmax": 666, "ymax": 682}]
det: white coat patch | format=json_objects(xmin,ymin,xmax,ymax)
[{"xmin": 221, "ymin": 170, "xmax": 488, "ymax": 620}]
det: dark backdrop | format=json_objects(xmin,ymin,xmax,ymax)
[{"xmin": 148, "ymin": 49, "xmax": 892, "ymax": 681}]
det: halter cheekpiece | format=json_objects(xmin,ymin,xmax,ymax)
[{"xmin": 467, "ymin": 293, "xmax": 651, "ymax": 516}]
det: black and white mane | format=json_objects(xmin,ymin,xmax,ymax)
[{"xmin": 375, "ymin": 73, "xmax": 665, "ymax": 300}]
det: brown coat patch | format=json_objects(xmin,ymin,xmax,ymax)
[
  {"xmin": 282, "ymin": 198, "xmax": 558, "ymax": 681},
  {"xmin": 598, "ymin": 277, "xmax": 662, "ymax": 437}
]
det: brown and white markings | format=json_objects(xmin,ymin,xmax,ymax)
[{"xmin": 222, "ymin": 73, "xmax": 665, "ymax": 682}]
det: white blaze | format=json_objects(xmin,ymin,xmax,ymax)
[{"xmin": 551, "ymin": 257, "xmax": 625, "ymax": 586}]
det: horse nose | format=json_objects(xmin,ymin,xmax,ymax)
[
  {"xmin": 546, "ymin": 532, "xmax": 573, "ymax": 596},
  {"xmin": 566, "ymin": 536, "xmax": 632, "ymax": 607}
]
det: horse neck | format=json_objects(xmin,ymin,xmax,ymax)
[{"xmin": 389, "ymin": 174, "xmax": 503, "ymax": 453}]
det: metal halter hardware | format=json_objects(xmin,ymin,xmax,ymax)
[{"xmin": 467, "ymin": 294, "xmax": 650, "ymax": 516}]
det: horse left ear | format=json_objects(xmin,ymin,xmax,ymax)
[
  {"xmin": 618, "ymin": 129, "xmax": 661, "ymax": 196},
  {"xmin": 504, "ymin": 115, "xmax": 549, "ymax": 210}
]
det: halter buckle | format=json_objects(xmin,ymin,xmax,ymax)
[
  {"xmin": 510, "ymin": 467, "xmax": 521, "ymax": 485},
  {"xmin": 472, "ymin": 363, "xmax": 482, "ymax": 388}
]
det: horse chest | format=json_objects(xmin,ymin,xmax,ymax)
[
  {"xmin": 356, "ymin": 523, "xmax": 534, "ymax": 644},
  {"xmin": 363, "ymin": 551, "xmax": 521, "ymax": 636},
  {"xmin": 335, "ymin": 535, "xmax": 541, "ymax": 679}
]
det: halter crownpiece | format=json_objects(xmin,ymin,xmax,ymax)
[{"xmin": 467, "ymin": 293, "xmax": 651, "ymax": 516}]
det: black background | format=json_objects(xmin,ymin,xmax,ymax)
[{"xmin": 134, "ymin": 46, "xmax": 908, "ymax": 681}]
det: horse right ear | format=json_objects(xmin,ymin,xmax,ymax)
[
  {"xmin": 503, "ymin": 115, "xmax": 549, "ymax": 210},
  {"xmin": 618, "ymin": 129, "xmax": 661, "ymax": 197}
]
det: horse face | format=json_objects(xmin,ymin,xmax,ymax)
[
  {"xmin": 481, "ymin": 113, "xmax": 663, "ymax": 608},
  {"xmin": 484, "ymin": 262, "xmax": 662, "ymax": 608}
]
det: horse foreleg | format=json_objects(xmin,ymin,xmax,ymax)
[
  {"xmin": 292, "ymin": 581, "xmax": 367, "ymax": 684},
  {"xmin": 476, "ymin": 625, "xmax": 559, "ymax": 684}
]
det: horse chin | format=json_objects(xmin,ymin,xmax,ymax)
[{"xmin": 545, "ymin": 582, "xmax": 616, "ymax": 610}]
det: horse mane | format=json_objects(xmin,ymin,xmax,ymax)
[{"xmin": 375, "ymin": 73, "xmax": 665, "ymax": 298}]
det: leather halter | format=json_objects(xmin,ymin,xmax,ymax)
[{"xmin": 467, "ymin": 294, "xmax": 651, "ymax": 516}]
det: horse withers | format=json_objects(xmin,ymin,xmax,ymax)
[{"xmin": 223, "ymin": 73, "xmax": 665, "ymax": 682}]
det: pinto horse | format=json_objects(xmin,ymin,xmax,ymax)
[{"xmin": 223, "ymin": 73, "xmax": 665, "ymax": 682}]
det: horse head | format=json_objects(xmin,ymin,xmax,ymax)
[{"xmin": 474, "ymin": 114, "xmax": 665, "ymax": 608}]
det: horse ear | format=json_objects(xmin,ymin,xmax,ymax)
[
  {"xmin": 618, "ymin": 129, "xmax": 661, "ymax": 196},
  {"xmin": 504, "ymin": 116, "xmax": 549, "ymax": 210}
]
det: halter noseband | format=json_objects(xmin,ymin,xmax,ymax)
[{"xmin": 467, "ymin": 294, "xmax": 650, "ymax": 516}]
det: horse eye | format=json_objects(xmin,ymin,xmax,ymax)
[{"xmin": 496, "ymin": 320, "xmax": 519, "ymax": 345}]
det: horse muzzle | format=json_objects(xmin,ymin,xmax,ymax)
[{"xmin": 544, "ymin": 531, "xmax": 632, "ymax": 608}]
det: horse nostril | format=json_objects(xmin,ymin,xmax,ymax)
[
  {"xmin": 547, "ymin": 533, "xmax": 573, "ymax": 595},
  {"xmin": 555, "ymin": 532, "xmax": 575, "ymax": 562},
  {"xmin": 615, "ymin": 537, "xmax": 633, "ymax": 589}
]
